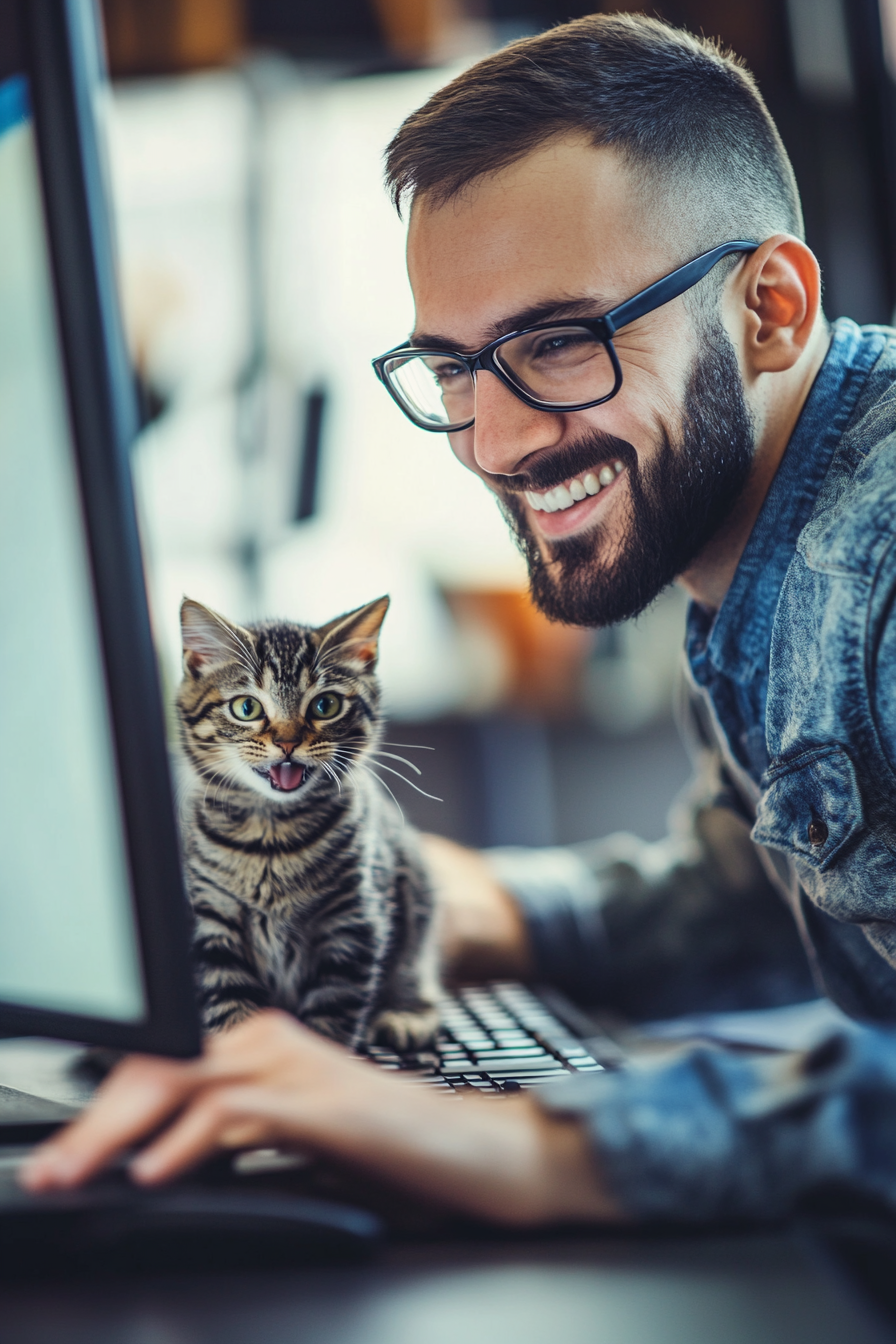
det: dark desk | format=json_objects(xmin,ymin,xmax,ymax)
[{"xmin": 0, "ymin": 1228, "xmax": 888, "ymax": 1344}]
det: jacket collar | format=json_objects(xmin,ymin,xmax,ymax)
[{"xmin": 688, "ymin": 318, "xmax": 883, "ymax": 687}]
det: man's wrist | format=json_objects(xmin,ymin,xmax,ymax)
[{"xmin": 532, "ymin": 1105, "xmax": 625, "ymax": 1224}]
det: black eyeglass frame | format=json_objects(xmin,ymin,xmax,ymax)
[{"xmin": 372, "ymin": 240, "xmax": 760, "ymax": 432}]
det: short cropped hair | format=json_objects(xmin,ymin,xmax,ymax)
[{"xmin": 385, "ymin": 13, "xmax": 803, "ymax": 253}]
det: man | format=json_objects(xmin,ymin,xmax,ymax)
[{"xmin": 22, "ymin": 14, "xmax": 896, "ymax": 1223}]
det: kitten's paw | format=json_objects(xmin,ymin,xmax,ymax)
[{"xmin": 369, "ymin": 1006, "xmax": 440, "ymax": 1053}]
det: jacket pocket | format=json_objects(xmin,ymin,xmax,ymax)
[{"xmin": 752, "ymin": 746, "xmax": 896, "ymax": 923}]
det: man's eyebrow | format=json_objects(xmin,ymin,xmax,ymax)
[{"xmin": 409, "ymin": 296, "xmax": 614, "ymax": 352}]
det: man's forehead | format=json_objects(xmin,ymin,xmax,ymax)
[{"xmin": 406, "ymin": 138, "xmax": 669, "ymax": 349}]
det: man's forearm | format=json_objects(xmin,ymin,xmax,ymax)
[
  {"xmin": 298, "ymin": 1085, "xmax": 620, "ymax": 1225},
  {"xmin": 424, "ymin": 833, "xmax": 535, "ymax": 982}
]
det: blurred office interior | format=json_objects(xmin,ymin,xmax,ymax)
[{"xmin": 99, "ymin": 0, "xmax": 896, "ymax": 849}]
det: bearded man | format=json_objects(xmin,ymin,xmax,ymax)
[{"xmin": 25, "ymin": 15, "xmax": 896, "ymax": 1226}]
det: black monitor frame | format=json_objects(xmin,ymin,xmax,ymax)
[{"xmin": 0, "ymin": 0, "xmax": 200, "ymax": 1057}]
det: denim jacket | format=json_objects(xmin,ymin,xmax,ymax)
[
  {"xmin": 489, "ymin": 319, "xmax": 896, "ymax": 1220},
  {"xmin": 689, "ymin": 316, "xmax": 896, "ymax": 1023}
]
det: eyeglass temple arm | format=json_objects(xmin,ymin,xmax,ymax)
[{"xmin": 601, "ymin": 241, "xmax": 760, "ymax": 337}]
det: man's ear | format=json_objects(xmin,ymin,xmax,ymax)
[
  {"xmin": 316, "ymin": 596, "xmax": 390, "ymax": 671},
  {"xmin": 180, "ymin": 599, "xmax": 257, "ymax": 679},
  {"xmin": 738, "ymin": 234, "xmax": 821, "ymax": 376}
]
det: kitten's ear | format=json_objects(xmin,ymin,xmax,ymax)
[
  {"xmin": 315, "ymin": 595, "xmax": 389, "ymax": 671},
  {"xmin": 181, "ymin": 599, "xmax": 257, "ymax": 679}
]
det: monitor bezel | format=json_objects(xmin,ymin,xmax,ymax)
[{"xmin": 0, "ymin": 0, "xmax": 201, "ymax": 1057}]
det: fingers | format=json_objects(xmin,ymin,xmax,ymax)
[
  {"xmin": 19, "ymin": 1012, "xmax": 353, "ymax": 1193},
  {"xmin": 21, "ymin": 1053, "xmax": 205, "ymax": 1191},
  {"xmin": 130, "ymin": 1085, "xmax": 277, "ymax": 1184}
]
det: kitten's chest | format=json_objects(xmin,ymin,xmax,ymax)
[
  {"xmin": 246, "ymin": 907, "xmax": 308, "ymax": 1003},
  {"xmin": 187, "ymin": 800, "xmax": 347, "ymax": 910}
]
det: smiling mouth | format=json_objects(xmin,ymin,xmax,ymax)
[
  {"xmin": 257, "ymin": 762, "xmax": 308, "ymax": 792},
  {"xmin": 524, "ymin": 459, "xmax": 625, "ymax": 513}
]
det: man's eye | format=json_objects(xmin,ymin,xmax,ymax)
[
  {"xmin": 432, "ymin": 360, "xmax": 466, "ymax": 385},
  {"xmin": 230, "ymin": 696, "xmax": 264, "ymax": 721},
  {"xmin": 312, "ymin": 692, "xmax": 343, "ymax": 720},
  {"xmin": 533, "ymin": 333, "xmax": 591, "ymax": 359}
]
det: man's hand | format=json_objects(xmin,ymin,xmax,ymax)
[
  {"xmin": 422, "ymin": 833, "xmax": 534, "ymax": 983},
  {"xmin": 20, "ymin": 1011, "xmax": 622, "ymax": 1226}
]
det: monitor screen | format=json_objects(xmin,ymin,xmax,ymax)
[{"xmin": 0, "ymin": 73, "xmax": 146, "ymax": 1024}]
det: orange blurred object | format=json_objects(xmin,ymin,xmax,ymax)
[
  {"xmin": 102, "ymin": 0, "xmax": 245, "ymax": 76},
  {"xmin": 372, "ymin": 0, "xmax": 488, "ymax": 64},
  {"xmin": 446, "ymin": 588, "xmax": 594, "ymax": 719}
]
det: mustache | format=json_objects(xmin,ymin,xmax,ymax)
[{"xmin": 486, "ymin": 431, "xmax": 637, "ymax": 494}]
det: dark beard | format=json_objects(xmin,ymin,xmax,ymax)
[{"xmin": 495, "ymin": 323, "xmax": 755, "ymax": 628}]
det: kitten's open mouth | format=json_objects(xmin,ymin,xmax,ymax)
[{"xmin": 260, "ymin": 762, "xmax": 308, "ymax": 792}]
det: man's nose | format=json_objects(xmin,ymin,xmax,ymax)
[{"xmin": 471, "ymin": 370, "xmax": 564, "ymax": 477}]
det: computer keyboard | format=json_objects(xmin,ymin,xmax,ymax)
[{"xmin": 367, "ymin": 982, "xmax": 606, "ymax": 1094}]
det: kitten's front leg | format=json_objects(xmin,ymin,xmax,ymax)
[
  {"xmin": 296, "ymin": 912, "xmax": 383, "ymax": 1050},
  {"xmin": 192, "ymin": 900, "xmax": 272, "ymax": 1034},
  {"xmin": 369, "ymin": 863, "xmax": 440, "ymax": 1053}
]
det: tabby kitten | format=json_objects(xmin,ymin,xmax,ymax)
[{"xmin": 176, "ymin": 594, "xmax": 439, "ymax": 1052}]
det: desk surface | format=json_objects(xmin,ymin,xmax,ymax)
[{"xmin": 0, "ymin": 1228, "xmax": 888, "ymax": 1344}]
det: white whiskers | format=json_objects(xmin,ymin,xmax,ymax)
[
  {"xmin": 364, "ymin": 758, "xmax": 443, "ymax": 802},
  {"xmin": 369, "ymin": 750, "xmax": 423, "ymax": 775},
  {"xmin": 354, "ymin": 762, "xmax": 405, "ymax": 822}
]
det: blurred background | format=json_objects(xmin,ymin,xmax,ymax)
[{"xmin": 100, "ymin": 0, "xmax": 896, "ymax": 849}]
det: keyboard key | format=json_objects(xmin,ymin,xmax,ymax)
[
  {"xmin": 470, "ymin": 1051, "xmax": 552, "ymax": 1066},
  {"xmin": 367, "ymin": 1048, "xmax": 402, "ymax": 1063},
  {"xmin": 483, "ymin": 1070, "xmax": 569, "ymax": 1083},
  {"xmin": 474, "ymin": 1061, "xmax": 569, "ymax": 1077}
]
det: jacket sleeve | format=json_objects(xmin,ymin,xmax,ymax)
[
  {"xmin": 486, "ymin": 689, "xmax": 816, "ymax": 1020},
  {"xmin": 536, "ymin": 1022, "xmax": 896, "ymax": 1221}
]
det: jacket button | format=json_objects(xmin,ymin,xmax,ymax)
[{"xmin": 807, "ymin": 819, "xmax": 829, "ymax": 846}]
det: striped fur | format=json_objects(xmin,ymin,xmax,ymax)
[{"xmin": 175, "ymin": 595, "xmax": 439, "ymax": 1050}]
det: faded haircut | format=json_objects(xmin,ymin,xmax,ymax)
[{"xmin": 385, "ymin": 12, "xmax": 804, "ymax": 275}]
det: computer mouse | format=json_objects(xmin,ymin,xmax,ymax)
[{"xmin": 0, "ymin": 1177, "xmax": 382, "ymax": 1275}]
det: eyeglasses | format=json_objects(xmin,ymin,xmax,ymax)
[{"xmin": 372, "ymin": 241, "xmax": 759, "ymax": 433}]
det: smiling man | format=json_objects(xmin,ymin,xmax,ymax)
[{"xmin": 23, "ymin": 15, "xmax": 896, "ymax": 1225}]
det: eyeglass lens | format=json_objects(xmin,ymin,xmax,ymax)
[{"xmin": 384, "ymin": 325, "xmax": 616, "ymax": 429}]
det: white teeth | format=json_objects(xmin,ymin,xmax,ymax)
[{"xmin": 526, "ymin": 463, "xmax": 624, "ymax": 515}]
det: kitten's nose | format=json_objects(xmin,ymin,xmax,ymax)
[{"xmin": 275, "ymin": 740, "xmax": 297, "ymax": 757}]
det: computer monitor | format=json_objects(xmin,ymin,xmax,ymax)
[{"xmin": 0, "ymin": 0, "xmax": 199, "ymax": 1057}]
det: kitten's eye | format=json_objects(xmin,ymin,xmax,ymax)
[
  {"xmin": 230, "ymin": 695, "xmax": 264, "ymax": 722},
  {"xmin": 311, "ymin": 692, "xmax": 343, "ymax": 720}
]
